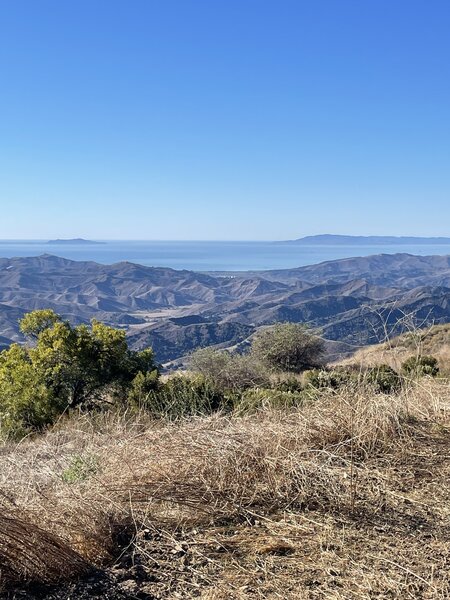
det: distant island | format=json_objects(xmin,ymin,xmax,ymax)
[
  {"xmin": 47, "ymin": 238, "xmax": 105, "ymax": 245},
  {"xmin": 284, "ymin": 234, "xmax": 450, "ymax": 245}
]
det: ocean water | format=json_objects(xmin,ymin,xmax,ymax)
[{"xmin": 0, "ymin": 240, "xmax": 449, "ymax": 272}]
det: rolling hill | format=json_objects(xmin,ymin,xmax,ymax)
[{"xmin": 1, "ymin": 253, "xmax": 450, "ymax": 363}]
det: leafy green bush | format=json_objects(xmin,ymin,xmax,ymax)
[
  {"xmin": 0, "ymin": 310, "xmax": 158, "ymax": 438},
  {"xmin": 401, "ymin": 355, "xmax": 439, "ymax": 378},
  {"xmin": 304, "ymin": 365, "xmax": 402, "ymax": 395},
  {"xmin": 366, "ymin": 364, "xmax": 401, "ymax": 393},
  {"xmin": 127, "ymin": 370, "xmax": 160, "ymax": 407},
  {"xmin": 0, "ymin": 344, "xmax": 64, "ymax": 439}
]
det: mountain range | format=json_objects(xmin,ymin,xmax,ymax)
[
  {"xmin": 285, "ymin": 234, "xmax": 450, "ymax": 245},
  {"xmin": 1, "ymin": 253, "xmax": 450, "ymax": 364}
]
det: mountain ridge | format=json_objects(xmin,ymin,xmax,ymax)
[
  {"xmin": 1, "ymin": 253, "xmax": 450, "ymax": 363},
  {"xmin": 284, "ymin": 234, "xmax": 450, "ymax": 245}
]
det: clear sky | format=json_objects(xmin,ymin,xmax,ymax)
[{"xmin": 1, "ymin": 0, "xmax": 449, "ymax": 240}]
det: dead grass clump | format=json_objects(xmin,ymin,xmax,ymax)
[
  {"xmin": 109, "ymin": 421, "xmax": 348, "ymax": 522},
  {"xmin": 304, "ymin": 388, "xmax": 409, "ymax": 457},
  {"xmin": 0, "ymin": 513, "xmax": 88, "ymax": 586}
]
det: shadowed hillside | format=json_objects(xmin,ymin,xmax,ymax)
[{"xmin": 1, "ymin": 253, "xmax": 450, "ymax": 362}]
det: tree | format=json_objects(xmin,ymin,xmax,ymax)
[
  {"xmin": 251, "ymin": 322, "xmax": 325, "ymax": 373},
  {"xmin": 19, "ymin": 309, "xmax": 62, "ymax": 339},
  {"xmin": 0, "ymin": 310, "xmax": 158, "ymax": 437},
  {"xmin": 0, "ymin": 344, "xmax": 62, "ymax": 438}
]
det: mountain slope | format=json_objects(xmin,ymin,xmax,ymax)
[
  {"xmin": 338, "ymin": 322, "xmax": 450, "ymax": 373},
  {"xmin": 1, "ymin": 253, "xmax": 450, "ymax": 361}
]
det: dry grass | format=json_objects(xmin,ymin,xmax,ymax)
[
  {"xmin": 340, "ymin": 323, "xmax": 450, "ymax": 374},
  {"xmin": 0, "ymin": 379, "xmax": 449, "ymax": 598},
  {"xmin": 0, "ymin": 514, "xmax": 88, "ymax": 585}
]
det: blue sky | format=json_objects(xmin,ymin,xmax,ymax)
[{"xmin": 1, "ymin": 0, "xmax": 449, "ymax": 240}]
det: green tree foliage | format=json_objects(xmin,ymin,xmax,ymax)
[
  {"xmin": 19, "ymin": 309, "xmax": 62, "ymax": 339},
  {"xmin": 0, "ymin": 344, "xmax": 62, "ymax": 438},
  {"xmin": 0, "ymin": 310, "xmax": 158, "ymax": 437},
  {"xmin": 251, "ymin": 323, "xmax": 325, "ymax": 373}
]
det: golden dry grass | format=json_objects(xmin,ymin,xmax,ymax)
[
  {"xmin": 339, "ymin": 323, "xmax": 450, "ymax": 374},
  {"xmin": 0, "ymin": 379, "xmax": 449, "ymax": 598}
]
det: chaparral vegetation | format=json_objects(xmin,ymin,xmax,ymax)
[{"xmin": 0, "ymin": 312, "xmax": 449, "ymax": 599}]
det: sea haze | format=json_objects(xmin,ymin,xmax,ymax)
[{"xmin": 1, "ymin": 240, "xmax": 450, "ymax": 271}]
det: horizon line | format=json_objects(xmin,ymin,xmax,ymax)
[{"xmin": 2, "ymin": 234, "xmax": 450, "ymax": 243}]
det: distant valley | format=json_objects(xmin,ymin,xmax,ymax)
[{"xmin": 1, "ymin": 253, "xmax": 450, "ymax": 364}]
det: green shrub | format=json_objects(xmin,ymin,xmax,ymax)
[
  {"xmin": 401, "ymin": 355, "xmax": 439, "ymax": 378},
  {"xmin": 303, "ymin": 368, "xmax": 353, "ymax": 390},
  {"xmin": 0, "ymin": 344, "xmax": 66, "ymax": 439},
  {"xmin": 366, "ymin": 364, "xmax": 401, "ymax": 394},
  {"xmin": 0, "ymin": 309, "xmax": 158, "ymax": 438},
  {"xmin": 127, "ymin": 370, "xmax": 160, "ymax": 407},
  {"xmin": 273, "ymin": 376, "xmax": 303, "ymax": 393},
  {"xmin": 234, "ymin": 388, "xmax": 304, "ymax": 415},
  {"xmin": 138, "ymin": 375, "xmax": 228, "ymax": 419},
  {"xmin": 251, "ymin": 322, "xmax": 325, "ymax": 373},
  {"xmin": 189, "ymin": 348, "xmax": 270, "ymax": 392}
]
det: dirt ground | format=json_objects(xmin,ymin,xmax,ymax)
[{"xmin": 4, "ymin": 419, "xmax": 449, "ymax": 600}]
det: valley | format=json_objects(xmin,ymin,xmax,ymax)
[{"xmin": 1, "ymin": 252, "xmax": 450, "ymax": 364}]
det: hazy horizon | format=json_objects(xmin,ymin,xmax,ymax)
[
  {"xmin": 3, "ymin": 233, "xmax": 450, "ymax": 243},
  {"xmin": 2, "ymin": 238, "xmax": 450, "ymax": 273}
]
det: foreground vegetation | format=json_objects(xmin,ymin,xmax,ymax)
[
  {"xmin": 0, "ymin": 313, "xmax": 327, "ymax": 437},
  {"xmin": 1, "ymin": 378, "xmax": 449, "ymax": 598},
  {"xmin": 1, "ymin": 312, "xmax": 449, "ymax": 598}
]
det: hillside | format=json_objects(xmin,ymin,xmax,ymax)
[
  {"xmin": 1, "ymin": 286, "xmax": 450, "ymax": 598},
  {"xmin": 339, "ymin": 323, "xmax": 450, "ymax": 373},
  {"xmin": 1, "ymin": 379, "xmax": 449, "ymax": 599},
  {"xmin": 1, "ymin": 253, "xmax": 450, "ymax": 362}
]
